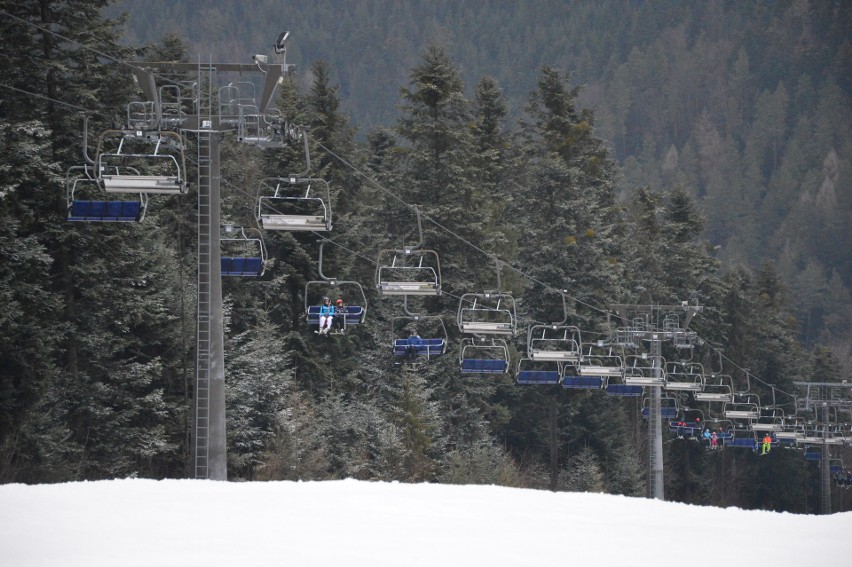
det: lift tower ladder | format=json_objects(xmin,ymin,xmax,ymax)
[{"xmin": 194, "ymin": 61, "xmax": 224, "ymax": 480}]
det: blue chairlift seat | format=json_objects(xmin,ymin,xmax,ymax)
[
  {"xmin": 561, "ymin": 376, "xmax": 604, "ymax": 389},
  {"xmin": 517, "ymin": 370, "xmax": 561, "ymax": 385},
  {"xmin": 221, "ymin": 257, "xmax": 264, "ymax": 277},
  {"xmin": 393, "ymin": 338, "xmax": 447, "ymax": 358},
  {"xmin": 306, "ymin": 305, "xmax": 365, "ymax": 327},
  {"xmin": 668, "ymin": 421, "xmax": 702, "ymax": 437},
  {"xmin": 605, "ymin": 384, "xmax": 643, "ymax": 397},
  {"xmin": 727, "ymin": 437, "xmax": 758, "ymax": 449},
  {"xmin": 460, "ymin": 359, "xmax": 508, "ymax": 374},
  {"xmin": 68, "ymin": 200, "xmax": 142, "ymax": 222}
]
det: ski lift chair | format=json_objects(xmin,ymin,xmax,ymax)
[
  {"xmin": 459, "ymin": 337, "xmax": 510, "ymax": 375},
  {"xmin": 726, "ymin": 429, "xmax": 759, "ymax": 450},
  {"xmin": 642, "ymin": 393, "xmax": 679, "ymax": 420},
  {"xmin": 750, "ymin": 407, "xmax": 786, "ymax": 433},
  {"xmin": 257, "ymin": 176, "xmax": 332, "ymax": 231},
  {"xmin": 375, "ymin": 206, "xmax": 442, "ymax": 296},
  {"xmin": 220, "ymin": 225, "xmax": 267, "ymax": 277},
  {"xmin": 668, "ymin": 408, "xmax": 705, "ymax": 438},
  {"xmin": 457, "ymin": 292, "xmax": 517, "ymax": 335},
  {"xmin": 624, "ymin": 354, "xmax": 666, "ymax": 387},
  {"xmin": 723, "ymin": 393, "xmax": 761, "ymax": 420},
  {"xmin": 579, "ymin": 342, "xmax": 625, "ymax": 378},
  {"xmin": 376, "ymin": 248, "xmax": 442, "ymax": 296},
  {"xmin": 391, "ymin": 299, "xmax": 448, "ymax": 361},
  {"xmin": 527, "ymin": 324, "xmax": 582, "ymax": 362},
  {"xmin": 561, "ymin": 360, "xmax": 604, "ymax": 389},
  {"xmin": 577, "ymin": 342, "xmax": 637, "ymax": 395},
  {"xmin": 693, "ymin": 374, "xmax": 734, "ymax": 404},
  {"xmin": 304, "ymin": 241, "xmax": 366, "ymax": 331},
  {"xmin": 526, "ymin": 292, "xmax": 582, "ymax": 362},
  {"xmin": 66, "ymin": 167, "xmax": 147, "ymax": 222},
  {"xmin": 96, "ymin": 129, "xmax": 187, "ymax": 194},
  {"xmin": 516, "ymin": 358, "xmax": 562, "ymax": 385},
  {"xmin": 663, "ymin": 361, "xmax": 705, "ymax": 392}
]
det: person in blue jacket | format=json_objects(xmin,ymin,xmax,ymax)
[
  {"xmin": 317, "ymin": 296, "xmax": 335, "ymax": 335},
  {"xmin": 405, "ymin": 329, "xmax": 422, "ymax": 361}
]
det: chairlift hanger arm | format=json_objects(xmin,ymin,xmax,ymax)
[
  {"xmin": 288, "ymin": 126, "xmax": 311, "ymax": 178},
  {"xmin": 316, "ymin": 239, "xmax": 333, "ymax": 282},
  {"xmin": 409, "ymin": 205, "xmax": 425, "ymax": 251},
  {"xmin": 403, "ymin": 295, "xmax": 420, "ymax": 319}
]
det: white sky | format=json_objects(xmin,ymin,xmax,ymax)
[{"xmin": 1, "ymin": 478, "xmax": 850, "ymax": 567}]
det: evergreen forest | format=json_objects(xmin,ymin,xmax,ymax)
[{"xmin": 1, "ymin": 0, "xmax": 850, "ymax": 515}]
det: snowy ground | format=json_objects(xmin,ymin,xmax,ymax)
[{"xmin": 1, "ymin": 478, "xmax": 850, "ymax": 566}]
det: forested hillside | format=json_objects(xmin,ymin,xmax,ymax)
[
  {"xmin": 1, "ymin": 0, "xmax": 850, "ymax": 515},
  {"xmin": 111, "ymin": 0, "xmax": 852, "ymax": 364}
]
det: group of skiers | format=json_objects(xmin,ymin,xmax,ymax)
[
  {"xmin": 674, "ymin": 418, "xmax": 774, "ymax": 454},
  {"xmin": 316, "ymin": 296, "xmax": 349, "ymax": 336},
  {"xmin": 702, "ymin": 428, "xmax": 721, "ymax": 449},
  {"xmin": 698, "ymin": 427, "xmax": 774, "ymax": 454},
  {"xmin": 834, "ymin": 470, "xmax": 852, "ymax": 487}
]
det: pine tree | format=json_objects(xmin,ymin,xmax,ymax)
[
  {"xmin": 0, "ymin": 1, "xmax": 190, "ymax": 481},
  {"xmin": 226, "ymin": 317, "xmax": 292, "ymax": 480}
]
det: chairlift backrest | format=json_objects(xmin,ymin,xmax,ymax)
[
  {"xmin": 220, "ymin": 226, "xmax": 267, "ymax": 277},
  {"xmin": 66, "ymin": 167, "xmax": 147, "ymax": 223},
  {"xmin": 459, "ymin": 337, "xmax": 510, "ymax": 374}
]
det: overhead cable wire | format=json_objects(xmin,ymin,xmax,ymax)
[
  {"xmin": 310, "ymin": 137, "xmax": 615, "ymax": 319},
  {"xmin": 1, "ymin": 9, "xmax": 189, "ymax": 91},
  {"xmin": 1, "ymin": 9, "xmax": 134, "ymax": 69},
  {"xmin": 0, "ymin": 82, "xmax": 102, "ymax": 115},
  {"xmin": 695, "ymin": 335, "xmax": 799, "ymax": 403}
]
